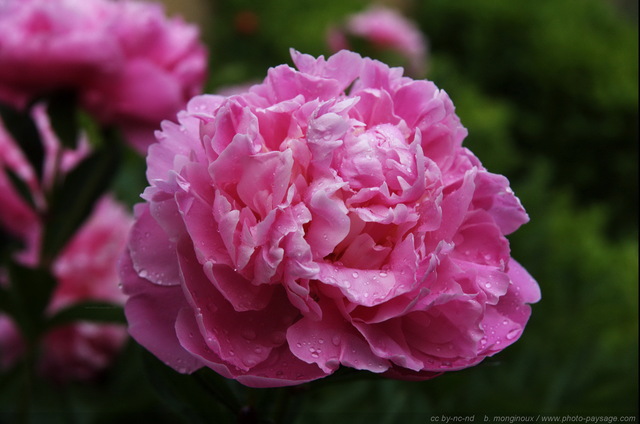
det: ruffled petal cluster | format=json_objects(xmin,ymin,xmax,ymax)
[
  {"xmin": 0, "ymin": 0, "xmax": 207, "ymax": 153},
  {"xmin": 121, "ymin": 50, "xmax": 540, "ymax": 387}
]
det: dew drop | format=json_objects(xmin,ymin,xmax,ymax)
[
  {"xmin": 506, "ymin": 329, "xmax": 520, "ymax": 340},
  {"xmin": 485, "ymin": 282, "xmax": 492, "ymax": 288},
  {"xmin": 318, "ymin": 338, "xmax": 324, "ymax": 344},
  {"xmin": 343, "ymin": 280, "xmax": 351, "ymax": 288},
  {"xmin": 352, "ymin": 271, "xmax": 359, "ymax": 278},
  {"xmin": 331, "ymin": 335, "xmax": 341, "ymax": 346},
  {"xmin": 296, "ymin": 343, "xmax": 302, "ymax": 348},
  {"xmin": 379, "ymin": 271, "xmax": 388, "ymax": 277}
]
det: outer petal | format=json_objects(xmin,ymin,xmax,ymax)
[
  {"xmin": 128, "ymin": 204, "xmax": 181, "ymax": 287},
  {"xmin": 121, "ymin": 250, "xmax": 202, "ymax": 373},
  {"xmin": 175, "ymin": 308, "xmax": 328, "ymax": 387},
  {"xmin": 177, "ymin": 238, "xmax": 292, "ymax": 369},
  {"xmin": 287, "ymin": 300, "xmax": 390, "ymax": 374}
]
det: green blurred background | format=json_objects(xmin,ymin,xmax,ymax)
[{"xmin": 2, "ymin": 0, "xmax": 637, "ymax": 422}]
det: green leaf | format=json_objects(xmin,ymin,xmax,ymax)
[
  {"xmin": 5, "ymin": 263, "xmax": 57, "ymax": 342},
  {"xmin": 46, "ymin": 301, "xmax": 126, "ymax": 329},
  {"xmin": 0, "ymin": 285, "xmax": 12, "ymax": 315},
  {"xmin": 40, "ymin": 141, "xmax": 120, "ymax": 265},
  {"xmin": 0, "ymin": 102, "xmax": 44, "ymax": 179},
  {"xmin": 47, "ymin": 91, "xmax": 79, "ymax": 149},
  {"xmin": 0, "ymin": 227, "xmax": 24, "ymax": 268},
  {"xmin": 2, "ymin": 165, "xmax": 37, "ymax": 210}
]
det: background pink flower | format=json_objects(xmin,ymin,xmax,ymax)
[
  {"xmin": 1, "ymin": 102, "xmax": 132, "ymax": 383},
  {"xmin": 0, "ymin": 103, "xmax": 89, "ymax": 265},
  {"xmin": 327, "ymin": 6, "xmax": 428, "ymax": 77},
  {"xmin": 121, "ymin": 50, "xmax": 540, "ymax": 388},
  {"xmin": 0, "ymin": 196, "xmax": 132, "ymax": 382},
  {"xmin": 0, "ymin": 0, "xmax": 208, "ymax": 153}
]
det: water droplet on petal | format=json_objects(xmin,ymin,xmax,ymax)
[
  {"xmin": 506, "ymin": 329, "xmax": 520, "ymax": 340},
  {"xmin": 379, "ymin": 271, "xmax": 388, "ymax": 277},
  {"xmin": 331, "ymin": 335, "xmax": 341, "ymax": 346},
  {"xmin": 352, "ymin": 271, "xmax": 359, "ymax": 278}
]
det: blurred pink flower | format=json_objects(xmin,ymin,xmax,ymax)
[
  {"xmin": 0, "ymin": 196, "xmax": 132, "ymax": 382},
  {"xmin": 1, "ymin": 103, "xmax": 132, "ymax": 382},
  {"xmin": 327, "ymin": 6, "xmax": 428, "ymax": 77},
  {"xmin": 0, "ymin": 0, "xmax": 208, "ymax": 153},
  {"xmin": 121, "ymin": 50, "xmax": 540, "ymax": 388},
  {"xmin": 0, "ymin": 103, "xmax": 90, "ymax": 265}
]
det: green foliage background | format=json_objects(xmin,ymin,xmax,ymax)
[{"xmin": 1, "ymin": 0, "xmax": 637, "ymax": 422}]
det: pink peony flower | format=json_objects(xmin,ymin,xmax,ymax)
[
  {"xmin": 327, "ymin": 6, "xmax": 428, "ymax": 77},
  {"xmin": 121, "ymin": 50, "xmax": 540, "ymax": 388},
  {"xmin": 0, "ymin": 0, "xmax": 208, "ymax": 153},
  {"xmin": 0, "ymin": 195, "xmax": 132, "ymax": 382}
]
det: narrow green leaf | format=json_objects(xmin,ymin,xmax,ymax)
[
  {"xmin": 0, "ymin": 286, "xmax": 12, "ymax": 315},
  {"xmin": 40, "ymin": 141, "xmax": 120, "ymax": 264},
  {"xmin": 47, "ymin": 91, "xmax": 78, "ymax": 149},
  {"xmin": 46, "ymin": 301, "xmax": 126, "ymax": 329},
  {"xmin": 0, "ymin": 102, "xmax": 44, "ymax": 179},
  {"xmin": 2, "ymin": 166, "xmax": 37, "ymax": 210},
  {"xmin": 0, "ymin": 227, "xmax": 24, "ymax": 268},
  {"xmin": 5, "ymin": 263, "xmax": 57, "ymax": 342}
]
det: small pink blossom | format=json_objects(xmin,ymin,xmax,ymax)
[
  {"xmin": 327, "ymin": 6, "xmax": 428, "ymax": 77},
  {"xmin": 121, "ymin": 50, "xmax": 540, "ymax": 388},
  {"xmin": 0, "ymin": 0, "xmax": 208, "ymax": 153}
]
